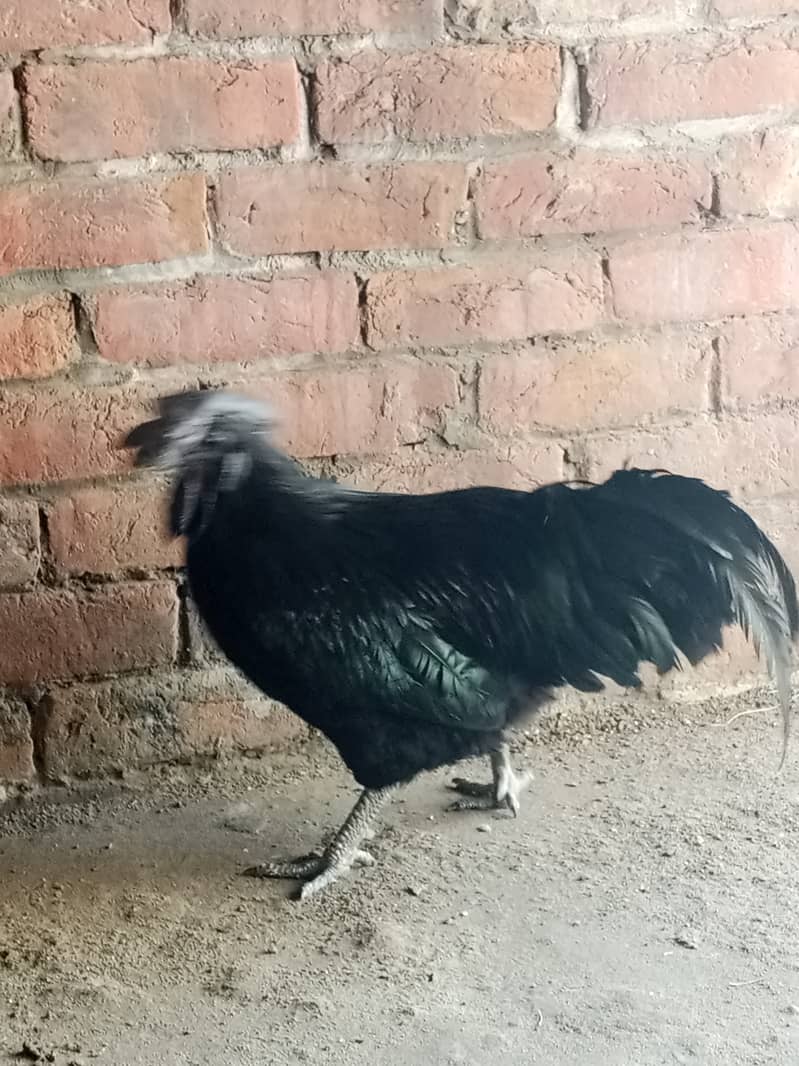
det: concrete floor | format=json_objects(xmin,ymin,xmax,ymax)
[{"xmin": 1, "ymin": 697, "xmax": 798, "ymax": 1066}]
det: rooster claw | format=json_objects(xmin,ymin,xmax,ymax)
[
  {"xmin": 447, "ymin": 760, "xmax": 532, "ymax": 817},
  {"xmin": 243, "ymin": 848, "xmax": 376, "ymax": 900},
  {"xmin": 243, "ymin": 853, "xmax": 324, "ymax": 881}
]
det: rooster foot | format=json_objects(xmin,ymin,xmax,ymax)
[
  {"xmin": 241, "ymin": 784, "xmax": 395, "ymax": 900},
  {"xmin": 243, "ymin": 849, "xmax": 376, "ymax": 900},
  {"xmin": 448, "ymin": 746, "xmax": 532, "ymax": 817}
]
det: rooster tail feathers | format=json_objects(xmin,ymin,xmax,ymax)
[
  {"xmin": 724, "ymin": 542, "xmax": 797, "ymax": 767},
  {"xmin": 123, "ymin": 390, "xmax": 275, "ymax": 537},
  {"xmin": 601, "ymin": 469, "xmax": 798, "ymax": 765}
]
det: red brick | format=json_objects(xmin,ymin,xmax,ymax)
[
  {"xmin": 365, "ymin": 251, "xmax": 604, "ymax": 349},
  {"xmin": 0, "ymin": 582, "xmax": 178, "ymax": 684},
  {"xmin": 447, "ymin": 0, "xmax": 675, "ymax": 33},
  {"xmin": 476, "ymin": 152, "xmax": 709, "ymax": 239},
  {"xmin": 39, "ymin": 669, "xmax": 304, "ymax": 778},
  {"xmin": 340, "ymin": 442, "xmax": 565, "ymax": 494},
  {"xmin": 0, "ymin": 0, "xmax": 170, "ymax": 52},
  {"xmin": 0, "ymin": 364, "xmax": 455, "ymax": 484},
  {"xmin": 49, "ymin": 486, "xmax": 181, "ymax": 575},
  {"xmin": 0, "ymin": 698, "xmax": 34, "ymax": 782},
  {"xmin": 607, "ymin": 225, "xmax": 799, "ymax": 325},
  {"xmin": 719, "ymin": 315, "xmax": 799, "ymax": 408},
  {"xmin": 315, "ymin": 46, "xmax": 559, "ymax": 145},
  {"xmin": 718, "ymin": 130, "xmax": 799, "ymax": 218},
  {"xmin": 217, "ymin": 163, "xmax": 467, "ymax": 255},
  {"xmin": 479, "ymin": 333, "xmax": 710, "ymax": 432},
  {"xmin": 24, "ymin": 58, "xmax": 302, "ymax": 163},
  {"xmin": 93, "ymin": 274, "xmax": 360, "ymax": 368},
  {"xmin": 0, "ymin": 386, "xmax": 152, "ymax": 486},
  {"xmin": 0, "ymin": 175, "xmax": 208, "ymax": 276},
  {"xmin": 121, "ymin": 363, "xmax": 458, "ymax": 463},
  {"xmin": 582, "ymin": 412, "xmax": 799, "ymax": 497},
  {"xmin": 0, "ymin": 499, "xmax": 40, "ymax": 588},
  {"xmin": 253, "ymin": 363, "xmax": 461, "ymax": 458},
  {"xmin": 586, "ymin": 40, "xmax": 799, "ymax": 127},
  {"xmin": 0, "ymin": 294, "xmax": 74, "ymax": 381},
  {"xmin": 185, "ymin": 0, "xmax": 441, "ymax": 36},
  {"xmin": 175, "ymin": 697, "xmax": 308, "ymax": 756},
  {"xmin": 41, "ymin": 681, "xmax": 168, "ymax": 778},
  {"xmin": 0, "ymin": 71, "xmax": 17, "ymax": 159}
]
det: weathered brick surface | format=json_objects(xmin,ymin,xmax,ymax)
[
  {"xmin": 0, "ymin": 499, "xmax": 40, "ymax": 588},
  {"xmin": 0, "ymin": 366, "xmax": 459, "ymax": 489},
  {"xmin": 257, "ymin": 363, "xmax": 461, "ymax": 458},
  {"xmin": 216, "ymin": 163, "xmax": 467, "ymax": 254},
  {"xmin": 586, "ymin": 40, "xmax": 799, "ymax": 127},
  {"xmin": 711, "ymin": 0, "xmax": 794, "ymax": 14},
  {"xmin": 39, "ymin": 680, "xmax": 177, "ymax": 779},
  {"xmin": 608, "ymin": 226, "xmax": 799, "ymax": 325},
  {"xmin": 719, "ymin": 315, "xmax": 799, "ymax": 408},
  {"xmin": 0, "ymin": 294, "xmax": 74, "ymax": 380},
  {"xmin": 479, "ymin": 333, "xmax": 711, "ymax": 432},
  {"xmin": 447, "ymin": 0, "xmax": 677, "ymax": 32},
  {"xmin": 341, "ymin": 441, "xmax": 565, "ymax": 494},
  {"xmin": 49, "ymin": 485, "xmax": 181, "ymax": 575},
  {"xmin": 0, "ymin": 71, "xmax": 17, "ymax": 159},
  {"xmin": 175, "ymin": 697, "xmax": 308, "ymax": 756},
  {"xmin": 365, "ymin": 252, "xmax": 605, "ymax": 348},
  {"xmin": 476, "ymin": 153, "xmax": 709, "ymax": 238},
  {"xmin": 315, "ymin": 46, "xmax": 560, "ymax": 144},
  {"xmin": 39, "ymin": 670, "xmax": 307, "ymax": 779},
  {"xmin": 185, "ymin": 0, "xmax": 441, "ymax": 36},
  {"xmin": 93, "ymin": 274, "xmax": 360, "ymax": 367},
  {"xmin": 24, "ymin": 59, "xmax": 302, "ymax": 162},
  {"xmin": 0, "ymin": 582, "xmax": 178, "ymax": 684},
  {"xmin": 0, "ymin": 0, "xmax": 170, "ymax": 52},
  {"xmin": 0, "ymin": 387, "xmax": 151, "ymax": 486},
  {"xmin": 0, "ymin": 697, "xmax": 35, "ymax": 782},
  {"xmin": 718, "ymin": 130, "xmax": 799, "ymax": 218},
  {"xmin": 0, "ymin": 175, "xmax": 208, "ymax": 275},
  {"xmin": 583, "ymin": 413, "xmax": 799, "ymax": 497}
]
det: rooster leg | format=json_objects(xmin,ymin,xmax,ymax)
[
  {"xmin": 449, "ymin": 744, "xmax": 532, "ymax": 817},
  {"xmin": 243, "ymin": 785, "xmax": 396, "ymax": 900}
]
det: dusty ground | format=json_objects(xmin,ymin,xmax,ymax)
[{"xmin": 1, "ymin": 694, "xmax": 798, "ymax": 1066}]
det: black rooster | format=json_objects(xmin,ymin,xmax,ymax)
[{"xmin": 125, "ymin": 391, "xmax": 798, "ymax": 899}]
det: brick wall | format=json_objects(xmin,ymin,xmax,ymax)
[{"xmin": 1, "ymin": 0, "xmax": 798, "ymax": 785}]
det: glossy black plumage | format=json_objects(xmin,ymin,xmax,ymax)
[{"xmin": 125, "ymin": 391, "xmax": 798, "ymax": 792}]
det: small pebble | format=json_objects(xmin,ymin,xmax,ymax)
[{"xmin": 476, "ymin": 824, "xmax": 492, "ymax": 834}]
